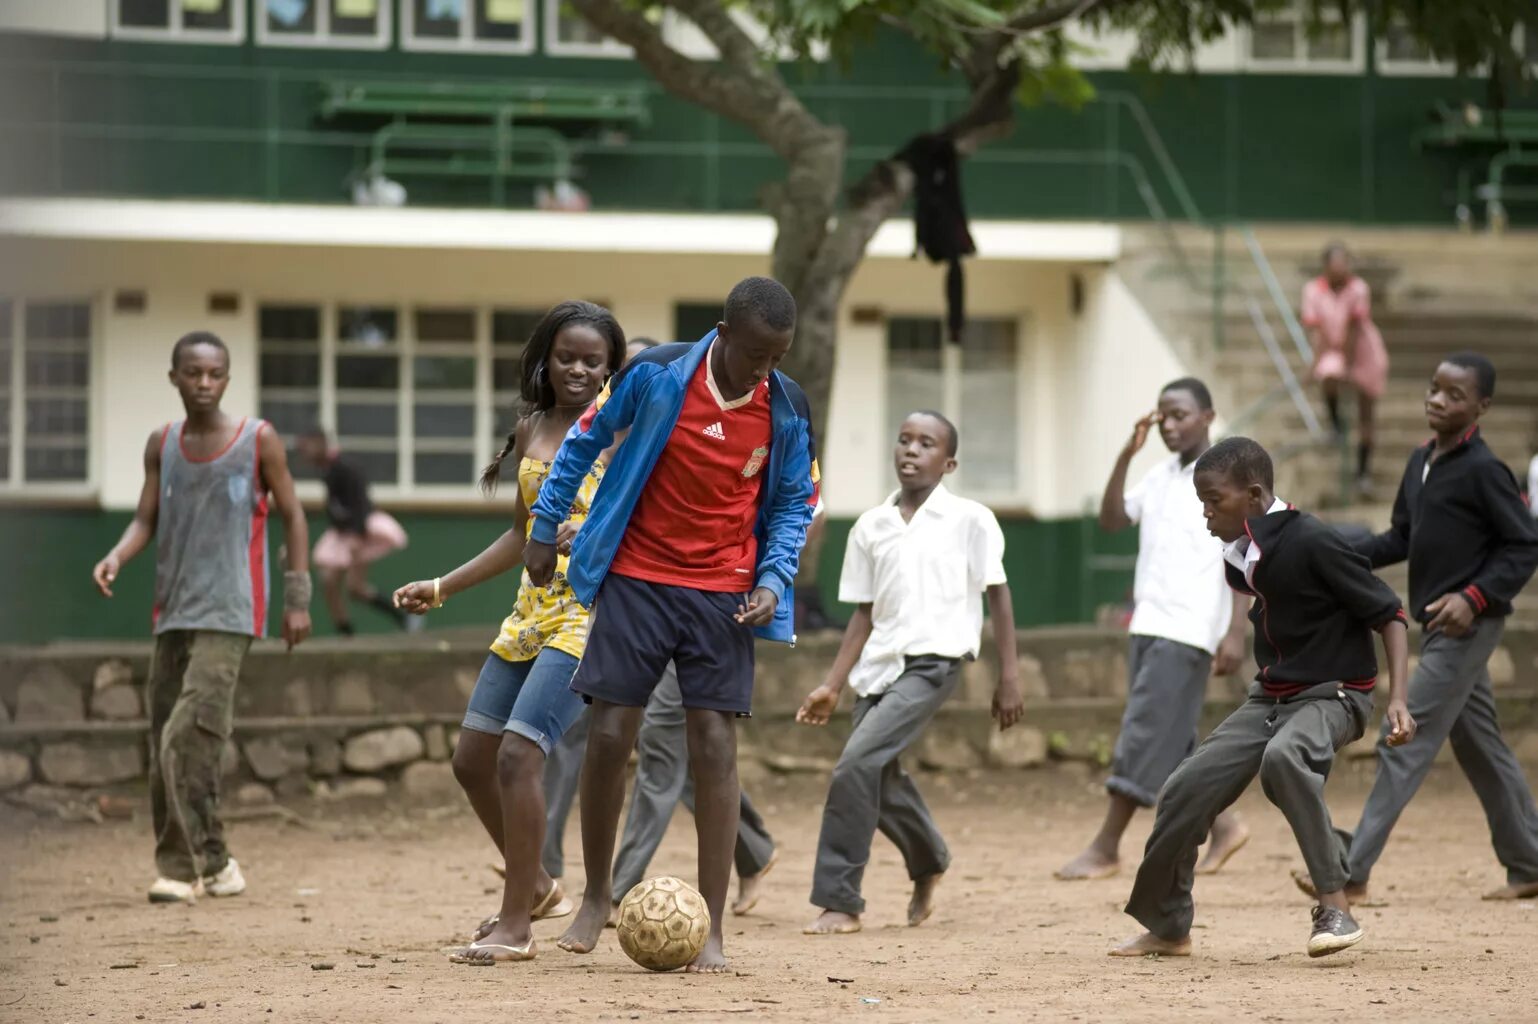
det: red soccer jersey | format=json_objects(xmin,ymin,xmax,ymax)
[{"xmin": 609, "ymin": 348, "xmax": 774, "ymax": 592}]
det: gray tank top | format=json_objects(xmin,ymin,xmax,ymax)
[{"xmin": 154, "ymin": 418, "xmax": 270, "ymax": 637}]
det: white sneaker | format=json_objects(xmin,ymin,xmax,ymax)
[
  {"xmin": 148, "ymin": 876, "xmax": 204, "ymax": 904},
  {"xmin": 203, "ymin": 858, "xmax": 247, "ymax": 898}
]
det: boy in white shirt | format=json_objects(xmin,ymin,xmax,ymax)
[{"xmin": 797, "ymin": 410, "xmax": 1024, "ymax": 935}]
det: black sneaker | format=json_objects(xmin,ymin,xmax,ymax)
[{"xmin": 1307, "ymin": 905, "xmax": 1364, "ymax": 957}]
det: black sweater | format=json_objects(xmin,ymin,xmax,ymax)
[
  {"xmin": 322, "ymin": 458, "xmax": 374, "ymax": 535},
  {"xmin": 1227, "ymin": 509, "xmax": 1405, "ymax": 697},
  {"xmin": 1356, "ymin": 428, "xmax": 1538, "ymax": 623}
]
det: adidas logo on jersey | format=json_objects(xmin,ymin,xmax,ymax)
[{"xmin": 703, "ymin": 422, "xmax": 726, "ymax": 441}]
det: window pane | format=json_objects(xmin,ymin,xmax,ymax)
[
  {"xmin": 337, "ymin": 354, "xmax": 399, "ymax": 389},
  {"xmin": 415, "ymin": 451, "xmax": 475, "ymax": 484},
  {"xmin": 415, "ymin": 308, "xmax": 475, "ymax": 343},
  {"xmin": 1383, "ymin": 23, "xmax": 1429, "ymax": 62},
  {"xmin": 266, "ymin": 0, "xmax": 317, "ymax": 33},
  {"xmin": 348, "ymin": 449, "xmax": 398, "ymax": 485},
  {"xmin": 413, "ymin": 0, "xmax": 461, "ymax": 38},
  {"xmin": 1305, "ymin": 19, "xmax": 1350, "ymax": 60},
  {"xmin": 339, "ymin": 306, "xmax": 397, "ymax": 346},
  {"xmin": 0, "ymin": 299, "xmax": 11, "ymax": 390},
  {"xmin": 885, "ymin": 318, "xmax": 943, "ymax": 450},
  {"xmin": 260, "ymin": 304, "xmax": 320, "ymax": 340},
  {"xmin": 25, "ymin": 303, "xmax": 91, "ymax": 341},
  {"xmin": 674, "ymin": 303, "xmax": 720, "ymax": 344},
  {"xmin": 26, "ymin": 398, "xmax": 88, "ymax": 436},
  {"xmin": 415, "ymin": 402, "xmax": 474, "ymax": 438},
  {"xmin": 493, "ymin": 403, "xmax": 524, "ymax": 438},
  {"xmin": 331, "ymin": 0, "xmax": 379, "ymax": 35},
  {"xmin": 260, "ymin": 397, "xmax": 320, "ymax": 436},
  {"xmin": 414, "ymin": 355, "xmax": 475, "ymax": 389},
  {"xmin": 1250, "ymin": 20, "xmax": 1296, "ymax": 59},
  {"xmin": 0, "ymin": 445, "xmax": 8, "ymax": 482},
  {"xmin": 474, "ymin": 0, "xmax": 523, "ymax": 42},
  {"xmin": 120, "ymin": 0, "xmax": 172, "ymax": 28},
  {"xmin": 556, "ymin": 2, "xmax": 606, "ymax": 44},
  {"xmin": 183, "ymin": 0, "xmax": 235, "ymax": 31},
  {"xmin": 337, "ymin": 402, "xmax": 397, "ymax": 436},
  {"xmin": 957, "ymin": 320, "xmax": 1017, "ymax": 495},
  {"xmin": 493, "ymin": 355, "xmax": 524, "ymax": 392},
  {"xmin": 0, "ymin": 299, "xmax": 12, "ymax": 341},
  {"xmin": 25, "ymin": 447, "xmax": 86, "ymax": 481},
  {"xmin": 1527, "ymin": 23, "xmax": 1537, "ymax": 63},
  {"xmin": 493, "ymin": 309, "xmax": 542, "ymax": 345},
  {"xmin": 261, "ymin": 351, "xmax": 320, "ymax": 388}
]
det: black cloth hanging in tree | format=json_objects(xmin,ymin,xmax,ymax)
[{"xmin": 898, "ymin": 133, "xmax": 976, "ymax": 344}]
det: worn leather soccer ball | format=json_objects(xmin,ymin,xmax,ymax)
[{"xmin": 615, "ymin": 876, "xmax": 710, "ymax": 972}]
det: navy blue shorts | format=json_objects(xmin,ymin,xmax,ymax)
[{"xmin": 571, "ymin": 573, "xmax": 756, "ymax": 716}]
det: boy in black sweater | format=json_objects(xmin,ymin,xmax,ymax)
[
  {"xmin": 1113, "ymin": 437, "xmax": 1414, "ymax": 960},
  {"xmin": 1294, "ymin": 353, "xmax": 1538, "ymax": 903}
]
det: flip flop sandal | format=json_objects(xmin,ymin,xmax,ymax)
[
  {"xmin": 532, "ymin": 880, "xmax": 572, "ymax": 920},
  {"xmin": 449, "ymin": 939, "xmax": 536, "ymax": 964}
]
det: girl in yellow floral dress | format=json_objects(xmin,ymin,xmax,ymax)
[{"xmin": 394, "ymin": 301, "xmax": 625, "ymax": 963}]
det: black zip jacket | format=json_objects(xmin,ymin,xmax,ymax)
[
  {"xmin": 1227, "ymin": 508, "xmax": 1405, "ymax": 697},
  {"xmin": 1356, "ymin": 427, "xmax": 1538, "ymax": 623}
]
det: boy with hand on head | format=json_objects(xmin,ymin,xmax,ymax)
[
  {"xmin": 1056, "ymin": 378, "xmax": 1250, "ymax": 882},
  {"xmin": 1293, "ymin": 352, "xmax": 1538, "ymax": 904},
  {"xmin": 523, "ymin": 277, "xmax": 817, "ymax": 973},
  {"xmin": 797, "ymin": 410, "xmax": 1023, "ymax": 935},
  {"xmin": 1113, "ymin": 437, "xmax": 1414, "ymax": 960},
  {"xmin": 92, "ymin": 332, "xmax": 312, "ymax": 903}
]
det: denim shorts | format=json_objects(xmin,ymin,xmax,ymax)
[{"xmin": 461, "ymin": 648, "xmax": 585, "ymax": 755}]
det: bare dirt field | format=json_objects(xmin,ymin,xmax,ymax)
[{"xmin": 3, "ymin": 764, "xmax": 1536, "ymax": 1024}]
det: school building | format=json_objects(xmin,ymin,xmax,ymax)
[{"xmin": 3, "ymin": 2, "xmax": 1537, "ymax": 643}]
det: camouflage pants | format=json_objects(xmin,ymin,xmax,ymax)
[{"xmin": 146, "ymin": 630, "xmax": 251, "ymax": 883}]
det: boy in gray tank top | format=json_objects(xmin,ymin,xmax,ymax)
[{"xmin": 93, "ymin": 332, "xmax": 313, "ymax": 904}]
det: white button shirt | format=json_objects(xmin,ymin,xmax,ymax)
[
  {"xmin": 838, "ymin": 484, "xmax": 1008, "ymax": 698},
  {"xmin": 1124, "ymin": 455, "xmax": 1233, "ymax": 654}
]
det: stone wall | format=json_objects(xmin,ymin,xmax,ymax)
[{"xmin": 3, "ymin": 627, "xmax": 1537, "ymax": 816}]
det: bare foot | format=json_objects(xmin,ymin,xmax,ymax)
[
  {"xmin": 1291, "ymin": 869, "xmax": 1367, "ymax": 905},
  {"xmin": 450, "ymin": 920, "xmax": 536, "ymax": 963},
  {"xmin": 908, "ymin": 872, "xmax": 942, "ymax": 927},
  {"xmin": 1108, "ymin": 931, "xmax": 1191, "ymax": 957},
  {"xmin": 1482, "ymin": 880, "xmax": 1538, "ymax": 901},
  {"xmin": 684, "ymin": 934, "xmax": 729, "ymax": 974},
  {"xmin": 556, "ymin": 897, "xmax": 610, "ymax": 954},
  {"xmin": 606, "ymin": 903, "xmax": 619, "ymax": 929},
  {"xmin": 1195, "ymin": 814, "xmax": 1250, "ymax": 876},
  {"xmin": 803, "ymin": 910, "xmax": 862, "ymax": 935},
  {"xmin": 732, "ymin": 851, "xmax": 777, "ymax": 916},
  {"xmin": 1055, "ymin": 847, "xmax": 1120, "ymax": 881}
]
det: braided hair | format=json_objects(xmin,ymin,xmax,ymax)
[{"xmin": 480, "ymin": 300, "xmax": 625, "ymax": 495}]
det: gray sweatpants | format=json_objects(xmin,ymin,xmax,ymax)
[
  {"xmin": 540, "ymin": 663, "xmax": 775, "ymax": 888},
  {"xmin": 1108, "ymin": 635, "xmax": 1214, "ymax": 807},
  {"xmin": 1344, "ymin": 619, "xmax": 1538, "ymax": 888},
  {"xmin": 810, "ymin": 656, "xmax": 958, "ymax": 916},
  {"xmin": 1125, "ymin": 682, "xmax": 1369, "ymax": 940}
]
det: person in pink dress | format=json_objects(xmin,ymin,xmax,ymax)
[{"xmin": 1302, "ymin": 243, "xmax": 1389, "ymax": 497}]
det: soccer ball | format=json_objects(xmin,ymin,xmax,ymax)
[{"xmin": 615, "ymin": 876, "xmax": 710, "ymax": 972}]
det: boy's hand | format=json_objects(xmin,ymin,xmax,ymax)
[
  {"xmin": 283, "ymin": 609, "xmax": 312, "ymax": 651},
  {"xmin": 1124, "ymin": 410, "xmax": 1161, "ymax": 456},
  {"xmin": 92, "ymin": 554, "xmax": 120, "ymax": 598},
  {"xmin": 1212, "ymin": 632, "xmax": 1246, "ymax": 676},
  {"xmin": 525, "ymin": 539, "xmax": 557, "ymax": 587},
  {"xmin": 992, "ymin": 675, "xmax": 1025, "ymax": 731},
  {"xmin": 1385, "ymin": 699, "xmax": 1416, "ymax": 746},
  {"xmin": 735, "ymin": 587, "xmax": 777, "ymax": 627},
  {"xmin": 797, "ymin": 684, "xmax": 840, "ymax": 726},
  {"xmin": 1424, "ymin": 592, "xmax": 1475, "ymax": 637},
  {"xmin": 393, "ymin": 580, "xmax": 437, "ymax": 615},
  {"xmin": 556, "ymin": 520, "xmax": 580, "ymax": 555}
]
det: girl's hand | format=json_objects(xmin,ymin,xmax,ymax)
[
  {"xmin": 556, "ymin": 520, "xmax": 580, "ymax": 555},
  {"xmin": 393, "ymin": 580, "xmax": 439, "ymax": 615}
]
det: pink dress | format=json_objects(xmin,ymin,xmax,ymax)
[{"xmin": 1301, "ymin": 275, "xmax": 1389, "ymax": 399}]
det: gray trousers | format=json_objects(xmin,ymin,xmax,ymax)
[
  {"xmin": 541, "ymin": 663, "xmax": 775, "ymax": 889},
  {"xmin": 810, "ymin": 656, "xmax": 958, "ymax": 916},
  {"xmin": 1126, "ymin": 682, "xmax": 1368, "ymax": 940},
  {"xmin": 1108, "ymin": 636, "xmax": 1214, "ymax": 808},
  {"xmin": 1344, "ymin": 619, "xmax": 1538, "ymax": 888}
]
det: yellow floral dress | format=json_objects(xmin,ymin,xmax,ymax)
[{"xmin": 489, "ymin": 457, "xmax": 605, "ymax": 663}]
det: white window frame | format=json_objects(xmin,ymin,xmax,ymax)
[
  {"xmin": 881, "ymin": 313, "xmax": 1032, "ymax": 507},
  {"xmin": 0, "ymin": 295, "xmax": 99, "ymax": 499},
  {"xmin": 109, "ymin": 0, "xmax": 246, "ymax": 45},
  {"xmin": 402, "ymin": 0, "xmax": 536, "ymax": 56},
  {"xmin": 1240, "ymin": 3, "xmax": 1365, "ymax": 74},
  {"xmin": 255, "ymin": 0, "xmax": 393, "ymax": 50}
]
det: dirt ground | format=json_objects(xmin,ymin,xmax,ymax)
[{"xmin": 3, "ymin": 763, "xmax": 1536, "ymax": 1024}]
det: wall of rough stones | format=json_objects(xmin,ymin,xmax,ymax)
[{"xmin": 2, "ymin": 627, "xmax": 1535, "ymax": 818}]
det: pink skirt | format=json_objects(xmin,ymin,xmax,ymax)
[
  {"xmin": 312, "ymin": 511, "xmax": 408, "ymax": 571},
  {"xmin": 1312, "ymin": 320, "xmax": 1389, "ymax": 400}
]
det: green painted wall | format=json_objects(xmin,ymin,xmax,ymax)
[
  {"xmin": 1, "ymin": 27, "xmax": 1531, "ymax": 225},
  {"xmin": 0, "ymin": 507, "xmax": 1135, "ymax": 644}
]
